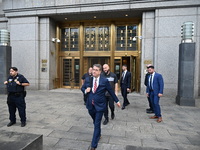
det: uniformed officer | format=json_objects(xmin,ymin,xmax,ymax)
[{"xmin": 4, "ymin": 67, "xmax": 30, "ymax": 127}]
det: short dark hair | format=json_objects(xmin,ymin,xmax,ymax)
[
  {"xmin": 9, "ymin": 67, "xmax": 18, "ymax": 71},
  {"xmin": 147, "ymin": 65, "xmax": 154, "ymax": 69},
  {"xmin": 93, "ymin": 64, "xmax": 102, "ymax": 71},
  {"xmin": 122, "ymin": 64, "xmax": 127, "ymax": 67}
]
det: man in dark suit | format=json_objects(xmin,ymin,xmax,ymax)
[
  {"xmin": 144, "ymin": 64, "xmax": 154, "ymax": 113},
  {"xmin": 120, "ymin": 64, "xmax": 131, "ymax": 110},
  {"xmin": 81, "ymin": 64, "xmax": 121, "ymax": 150},
  {"xmin": 146, "ymin": 65, "xmax": 164, "ymax": 123}
]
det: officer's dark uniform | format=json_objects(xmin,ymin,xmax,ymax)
[
  {"xmin": 7, "ymin": 73, "xmax": 29, "ymax": 124},
  {"xmin": 101, "ymin": 71, "xmax": 118, "ymax": 121}
]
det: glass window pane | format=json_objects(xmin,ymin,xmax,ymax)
[
  {"xmin": 74, "ymin": 59, "xmax": 80, "ymax": 86},
  {"xmin": 61, "ymin": 28, "xmax": 69, "ymax": 51},
  {"xmin": 85, "ymin": 27, "xmax": 96, "ymax": 51},
  {"xmin": 63, "ymin": 59, "xmax": 72, "ymax": 86},
  {"xmin": 70, "ymin": 28, "xmax": 79, "ymax": 51},
  {"xmin": 127, "ymin": 25, "xmax": 137, "ymax": 51},
  {"xmin": 98, "ymin": 27, "xmax": 110, "ymax": 51},
  {"xmin": 116, "ymin": 26, "xmax": 126, "ymax": 51}
]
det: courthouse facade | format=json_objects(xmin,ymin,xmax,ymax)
[{"xmin": 0, "ymin": 0, "xmax": 200, "ymax": 98}]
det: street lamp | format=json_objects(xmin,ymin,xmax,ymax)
[
  {"xmin": 132, "ymin": 36, "xmax": 142, "ymax": 41},
  {"xmin": 181, "ymin": 21, "xmax": 194, "ymax": 43}
]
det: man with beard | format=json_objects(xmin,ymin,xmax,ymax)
[{"xmin": 101, "ymin": 64, "xmax": 118, "ymax": 125}]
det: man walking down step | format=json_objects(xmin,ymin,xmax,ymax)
[{"xmin": 81, "ymin": 64, "xmax": 121, "ymax": 150}]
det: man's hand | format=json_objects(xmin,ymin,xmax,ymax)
[
  {"xmin": 16, "ymin": 81, "xmax": 21, "ymax": 85},
  {"xmin": 116, "ymin": 102, "xmax": 121, "ymax": 108},
  {"xmin": 146, "ymin": 93, "xmax": 149, "ymax": 97},
  {"xmin": 86, "ymin": 87, "xmax": 91, "ymax": 93},
  {"xmin": 127, "ymin": 88, "xmax": 130, "ymax": 92},
  {"xmin": 4, "ymin": 81, "xmax": 8, "ymax": 85},
  {"xmin": 158, "ymin": 93, "xmax": 163, "ymax": 97}
]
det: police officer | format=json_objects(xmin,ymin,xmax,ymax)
[
  {"xmin": 101, "ymin": 64, "xmax": 118, "ymax": 125},
  {"xmin": 4, "ymin": 67, "xmax": 30, "ymax": 127}
]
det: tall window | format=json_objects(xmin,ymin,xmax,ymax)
[
  {"xmin": 61, "ymin": 28, "xmax": 79, "ymax": 51},
  {"xmin": 98, "ymin": 27, "xmax": 109, "ymax": 51},
  {"xmin": 85, "ymin": 27, "xmax": 96, "ymax": 51},
  {"xmin": 116, "ymin": 25, "xmax": 137, "ymax": 51},
  {"xmin": 84, "ymin": 26, "xmax": 110, "ymax": 51}
]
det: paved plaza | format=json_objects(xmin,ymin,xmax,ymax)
[{"xmin": 0, "ymin": 89, "xmax": 200, "ymax": 150}]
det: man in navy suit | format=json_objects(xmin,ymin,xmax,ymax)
[
  {"xmin": 120, "ymin": 64, "xmax": 131, "ymax": 110},
  {"xmin": 81, "ymin": 64, "xmax": 121, "ymax": 150},
  {"xmin": 146, "ymin": 65, "xmax": 164, "ymax": 123}
]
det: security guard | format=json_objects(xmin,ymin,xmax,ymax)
[{"xmin": 4, "ymin": 67, "xmax": 30, "ymax": 127}]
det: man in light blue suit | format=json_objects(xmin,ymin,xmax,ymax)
[
  {"xmin": 81, "ymin": 64, "xmax": 121, "ymax": 150},
  {"xmin": 146, "ymin": 65, "xmax": 164, "ymax": 123}
]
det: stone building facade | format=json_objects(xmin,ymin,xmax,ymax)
[{"xmin": 0, "ymin": 0, "xmax": 199, "ymax": 98}]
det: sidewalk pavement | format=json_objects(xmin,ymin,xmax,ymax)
[{"xmin": 0, "ymin": 89, "xmax": 200, "ymax": 150}]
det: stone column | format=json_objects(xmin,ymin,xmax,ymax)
[
  {"xmin": 0, "ymin": 46, "xmax": 11, "ymax": 94},
  {"xmin": 176, "ymin": 43, "xmax": 195, "ymax": 106}
]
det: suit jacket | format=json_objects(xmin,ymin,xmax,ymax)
[
  {"xmin": 146, "ymin": 72, "xmax": 164, "ymax": 95},
  {"xmin": 81, "ymin": 76, "xmax": 119, "ymax": 112},
  {"xmin": 144, "ymin": 73, "xmax": 150, "ymax": 86},
  {"xmin": 120, "ymin": 71, "xmax": 131, "ymax": 88}
]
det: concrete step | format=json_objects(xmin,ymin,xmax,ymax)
[{"xmin": 0, "ymin": 130, "xmax": 43, "ymax": 150}]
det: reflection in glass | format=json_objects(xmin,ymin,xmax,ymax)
[
  {"xmin": 98, "ymin": 27, "xmax": 109, "ymax": 51},
  {"xmin": 116, "ymin": 26, "xmax": 126, "ymax": 51},
  {"xmin": 116, "ymin": 25, "xmax": 138, "ymax": 51},
  {"xmin": 61, "ymin": 28, "xmax": 79, "ymax": 51},
  {"xmin": 85, "ymin": 27, "xmax": 96, "ymax": 51}
]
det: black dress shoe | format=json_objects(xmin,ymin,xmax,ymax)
[
  {"xmin": 125, "ymin": 102, "xmax": 130, "ymax": 106},
  {"xmin": 111, "ymin": 113, "xmax": 115, "ymax": 120},
  {"xmin": 21, "ymin": 122, "xmax": 26, "ymax": 127},
  {"xmin": 103, "ymin": 119, "xmax": 109, "ymax": 125},
  {"xmin": 146, "ymin": 110, "xmax": 154, "ymax": 114},
  {"xmin": 7, "ymin": 122, "xmax": 16, "ymax": 127},
  {"xmin": 146, "ymin": 108, "xmax": 151, "ymax": 111},
  {"xmin": 122, "ymin": 106, "xmax": 125, "ymax": 110},
  {"xmin": 90, "ymin": 148, "xmax": 96, "ymax": 150}
]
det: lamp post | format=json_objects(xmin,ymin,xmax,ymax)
[{"xmin": 176, "ymin": 22, "xmax": 195, "ymax": 106}]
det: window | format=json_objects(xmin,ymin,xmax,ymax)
[
  {"xmin": 116, "ymin": 25, "xmax": 137, "ymax": 51},
  {"xmin": 61, "ymin": 28, "xmax": 79, "ymax": 51}
]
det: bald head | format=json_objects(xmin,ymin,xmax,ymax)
[
  {"xmin": 103, "ymin": 64, "xmax": 110, "ymax": 74},
  {"xmin": 146, "ymin": 64, "xmax": 153, "ymax": 68}
]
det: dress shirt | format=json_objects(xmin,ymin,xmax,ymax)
[
  {"xmin": 149, "ymin": 72, "xmax": 155, "ymax": 89},
  {"xmin": 92, "ymin": 76, "xmax": 100, "ymax": 93}
]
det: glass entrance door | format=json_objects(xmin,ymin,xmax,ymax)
[
  {"xmin": 88, "ymin": 57, "xmax": 110, "ymax": 69},
  {"xmin": 61, "ymin": 57, "xmax": 80, "ymax": 88},
  {"xmin": 121, "ymin": 56, "xmax": 137, "ymax": 92}
]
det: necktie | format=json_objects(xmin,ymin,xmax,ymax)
[
  {"xmin": 150, "ymin": 75, "xmax": 152, "ymax": 90},
  {"xmin": 92, "ymin": 78, "xmax": 97, "ymax": 105},
  {"xmin": 93, "ymin": 78, "xmax": 97, "ymax": 93}
]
